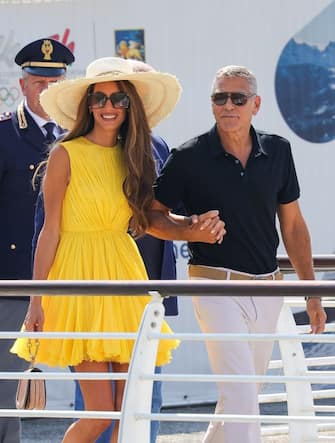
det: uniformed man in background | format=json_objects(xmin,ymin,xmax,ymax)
[{"xmin": 0, "ymin": 38, "xmax": 74, "ymax": 443}]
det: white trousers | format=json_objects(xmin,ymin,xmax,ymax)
[{"xmin": 192, "ymin": 287, "xmax": 283, "ymax": 443}]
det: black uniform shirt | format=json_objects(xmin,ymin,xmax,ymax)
[{"xmin": 154, "ymin": 125, "xmax": 300, "ymax": 274}]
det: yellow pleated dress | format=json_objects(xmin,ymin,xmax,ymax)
[{"xmin": 11, "ymin": 137, "xmax": 179, "ymax": 368}]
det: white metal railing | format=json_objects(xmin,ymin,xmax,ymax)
[
  {"xmin": 0, "ymin": 276, "xmax": 334, "ymax": 443},
  {"xmin": 119, "ymin": 295, "xmax": 335, "ymax": 443}
]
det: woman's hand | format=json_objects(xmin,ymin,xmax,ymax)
[
  {"xmin": 189, "ymin": 210, "xmax": 226, "ymax": 244},
  {"xmin": 24, "ymin": 297, "xmax": 44, "ymax": 332}
]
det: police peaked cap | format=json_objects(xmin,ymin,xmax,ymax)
[{"xmin": 15, "ymin": 38, "xmax": 75, "ymax": 77}]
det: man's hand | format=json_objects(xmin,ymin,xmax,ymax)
[
  {"xmin": 189, "ymin": 210, "xmax": 226, "ymax": 244},
  {"xmin": 306, "ymin": 298, "xmax": 327, "ymax": 334}
]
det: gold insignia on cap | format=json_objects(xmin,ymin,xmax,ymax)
[{"xmin": 41, "ymin": 39, "xmax": 53, "ymax": 61}]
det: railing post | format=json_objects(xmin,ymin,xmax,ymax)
[
  {"xmin": 118, "ymin": 292, "xmax": 164, "ymax": 443},
  {"xmin": 277, "ymin": 303, "xmax": 318, "ymax": 442}
]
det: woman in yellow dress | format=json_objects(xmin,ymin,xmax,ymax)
[
  {"xmin": 10, "ymin": 56, "xmax": 181, "ymax": 443},
  {"xmin": 11, "ymin": 57, "xmax": 225, "ymax": 443}
]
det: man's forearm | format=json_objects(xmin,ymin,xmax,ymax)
[{"xmin": 282, "ymin": 220, "xmax": 315, "ymax": 280}]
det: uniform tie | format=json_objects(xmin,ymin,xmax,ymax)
[{"xmin": 43, "ymin": 122, "xmax": 56, "ymax": 144}]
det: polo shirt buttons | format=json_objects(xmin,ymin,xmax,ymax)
[
  {"xmin": 240, "ymin": 172, "xmax": 245, "ymax": 176},
  {"xmin": 29, "ymin": 164, "xmax": 35, "ymax": 170},
  {"xmin": 10, "ymin": 243, "xmax": 16, "ymax": 250},
  {"xmin": 235, "ymin": 159, "xmax": 239, "ymax": 164}
]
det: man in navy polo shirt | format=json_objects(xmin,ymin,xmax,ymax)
[{"xmin": 148, "ymin": 65, "xmax": 326, "ymax": 443}]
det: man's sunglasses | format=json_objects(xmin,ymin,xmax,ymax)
[
  {"xmin": 88, "ymin": 91, "xmax": 130, "ymax": 109},
  {"xmin": 211, "ymin": 92, "xmax": 256, "ymax": 106}
]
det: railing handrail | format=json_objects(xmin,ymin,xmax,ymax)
[
  {"xmin": 0, "ymin": 278, "xmax": 335, "ymax": 296},
  {"xmin": 277, "ymin": 253, "xmax": 335, "ymax": 272}
]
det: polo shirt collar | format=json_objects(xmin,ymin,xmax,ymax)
[{"xmin": 208, "ymin": 125, "xmax": 268, "ymax": 158}]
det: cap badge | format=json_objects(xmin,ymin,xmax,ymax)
[{"xmin": 41, "ymin": 40, "xmax": 53, "ymax": 61}]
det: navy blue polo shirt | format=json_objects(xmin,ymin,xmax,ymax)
[{"xmin": 153, "ymin": 125, "xmax": 300, "ymax": 274}]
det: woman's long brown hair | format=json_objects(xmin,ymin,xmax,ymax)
[{"xmin": 61, "ymin": 80, "xmax": 156, "ymax": 237}]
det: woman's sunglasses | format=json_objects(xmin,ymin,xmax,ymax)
[
  {"xmin": 211, "ymin": 92, "xmax": 255, "ymax": 106},
  {"xmin": 88, "ymin": 91, "xmax": 130, "ymax": 109}
]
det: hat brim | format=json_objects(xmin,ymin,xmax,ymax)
[
  {"xmin": 23, "ymin": 66, "xmax": 66, "ymax": 77},
  {"xmin": 40, "ymin": 71, "xmax": 182, "ymax": 130}
]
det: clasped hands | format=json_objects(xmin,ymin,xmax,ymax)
[{"xmin": 188, "ymin": 210, "xmax": 226, "ymax": 244}]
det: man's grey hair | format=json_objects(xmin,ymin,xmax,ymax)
[
  {"xmin": 211, "ymin": 65, "xmax": 257, "ymax": 94},
  {"xmin": 21, "ymin": 70, "xmax": 29, "ymax": 79}
]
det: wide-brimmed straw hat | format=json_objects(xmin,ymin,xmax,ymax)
[{"xmin": 40, "ymin": 56, "xmax": 182, "ymax": 130}]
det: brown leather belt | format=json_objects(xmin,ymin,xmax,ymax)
[{"xmin": 188, "ymin": 264, "xmax": 283, "ymax": 281}]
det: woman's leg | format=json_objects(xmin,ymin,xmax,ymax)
[
  {"xmin": 110, "ymin": 362, "xmax": 128, "ymax": 443},
  {"xmin": 70, "ymin": 365, "xmax": 114, "ymax": 443},
  {"xmin": 62, "ymin": 361, "xmax": 114, "ymax": 443}
]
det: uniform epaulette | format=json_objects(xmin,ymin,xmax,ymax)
[{"xmin": 0, "ymin": 111, "xmax": 12, "ymax": 122}]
